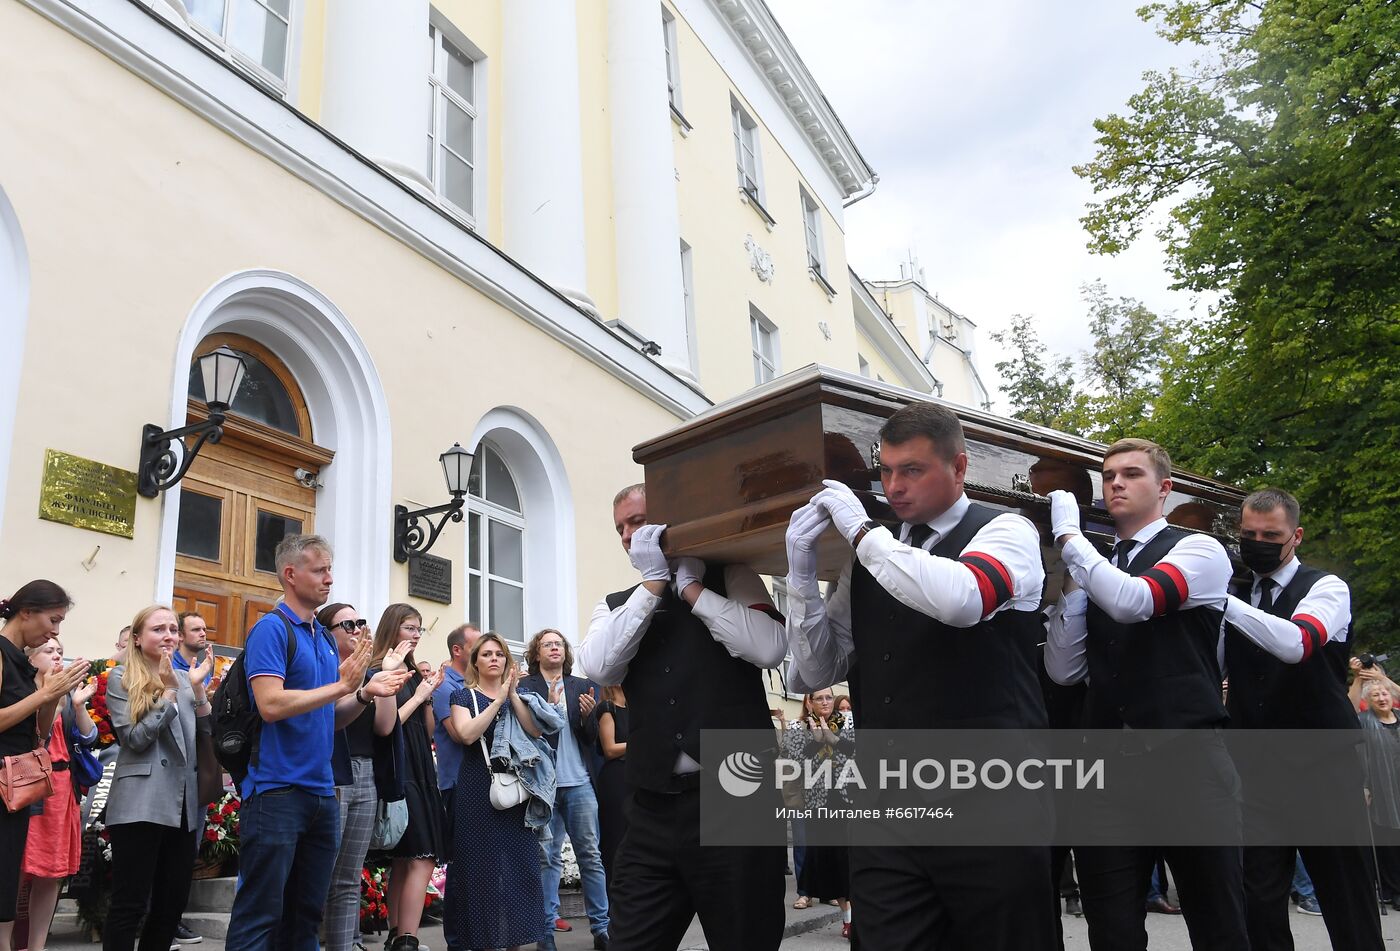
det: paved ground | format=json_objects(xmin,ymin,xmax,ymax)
[{"xmin": 47, "ymin": 881, "xmax": 1400, "ymax": 949}]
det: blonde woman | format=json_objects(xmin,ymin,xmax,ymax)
[
  {"xmin": 104, "ymin": 605, "xmax": 213, "ymax": 951},
  {"xmin": 20, "ymin": 638, "xmax": 96, "ymax": 951},
  {"xmin": 366, "ymin": 604, "xmax": 445, "ymax": 951}
]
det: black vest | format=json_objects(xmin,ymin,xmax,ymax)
[
  {"xmin": 849, "ymin": 504, "xmax": 1048, "ymax": 730},
  {"xmin": 1084, "ymin": 526, "xmax": 1228, "ymax": 729},
  {"xmin": 1224, "ymin": 565, "xmax": 1357, "ymax": 730},
  {"xmin": 606, "ymin": 565, "xmax": 773, "ymax": 793}
]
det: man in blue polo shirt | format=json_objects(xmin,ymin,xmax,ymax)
[
  {"xmin": 430, "ymin": 623, "xmax": 478, "ymax": 949},
  {"xmin": 225, "ymin": 534, "xmax": 394, "ymax": 951},
  {"xmin": 173, "ymin": 611, "xmax": 214, "ymax": 688}
]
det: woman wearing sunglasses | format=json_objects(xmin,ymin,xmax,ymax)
[{"xmin": 318, "ymin": 603, "xmax": 400, "ymax": 951}]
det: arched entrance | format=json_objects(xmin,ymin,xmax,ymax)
[{"xmin": 171, "ymin": 334, "xmax": 331, "ymax": 647}]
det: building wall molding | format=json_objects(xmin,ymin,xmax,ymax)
[
  {"xmin": 21, "ymin": 0, "xmax": 708, "ymax": 421},
  {"xmin": 153, "ymin": 268, "xmax": 394, "ymax": 615},
  {"xmin": 0, "ymin": 187, "xmax": 32, "ymax": 541},
  {"xmin": 850, "ymin": 268, "xmax": 937, "ymax": 393}
]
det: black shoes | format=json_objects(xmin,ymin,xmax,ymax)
[
  {"xmin": 593, "ymin": 932, "xmax": 611, "ymax": 950},
  {"xmin": 175, "ymin": 923, "xmax": 203, "ymax": 944}
]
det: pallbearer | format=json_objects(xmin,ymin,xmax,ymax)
[
  {"xmin": 1222, "ymin": 487, "xmax": 1381, "ymax": 950},
  {"xmin": 1044, "ymin": 438, "xmax": 1247, "ymax": 951},
  {"xmin": 577, "ymin": 483, "xmax": 787, "ymax": 951},
  {"xmin": 784, "ymin": 402, "xmax": 1056, "ymax": 951}
]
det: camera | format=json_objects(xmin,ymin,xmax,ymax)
[{"xmin": 1360, "ymin": 652, "xmax": 1390, "ymax": 670}]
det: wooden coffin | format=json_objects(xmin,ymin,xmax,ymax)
[{"xmin": 635, "ymin": 365, "xmax": 1246, "ymax": 582}]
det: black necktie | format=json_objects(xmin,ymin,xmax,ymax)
[
  {"xmin": 1115, "ymin": 539, "xmax": 1138, "ymax": 569},
  {"xmin": 1257, "ymin": 578, "xmax": 1277, "ymax": 613},
  {"xmin": 908, "ymin": 524, "xmax": 934, "ymax": 550}
]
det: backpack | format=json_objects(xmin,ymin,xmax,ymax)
[{"xmin": 211, "ymin": 611, "xmax": 297, "ymax": 791}]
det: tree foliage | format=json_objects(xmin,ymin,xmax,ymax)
[
  {"xmin": 989, "ymin": 314, "xmax": 1078, "ymax": 431},
  {"xmin": 1076, "ymin": 0, "xmax": 1400, "ymax": 648}
]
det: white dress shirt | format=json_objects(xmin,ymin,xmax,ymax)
[
  {"xmin": 1223, "ymin": 556, "xmax": 1351, "ymax": 664},
  {"xmin": 787, "ymin": 493, "xmax": 1045, "ymax": 695},
  {"xmin": 577, "ymin": 563, "xmax": 788, "ymax": 686},
  {"xmin": 1044, "ymin": 517, "xmax": 1232, "ymax": 686}
]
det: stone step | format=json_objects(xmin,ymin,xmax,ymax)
[
  {"xmin": 178, "ymin": 912, "xmax": 231, "ymax": 939},
  {"xmin": 186, "ymin": 875, "xmax": 237, "ymax": 912}
]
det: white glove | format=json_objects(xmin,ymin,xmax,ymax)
[
  {"xmin": 672, "ymin": 557, "xmax": 705, "ymax": 597},
  {"xmin": 785, "ymin": 502, "xmax": 831, "ymax": 594},
  {"xmin": 628, "ymin": 523, "xmax": 672, "ymax": 583},
  {"xmin": 812, "ymin": 479, "xmax": 869, "ymax": 545},
  {"xmin": 1048, "ymin": 490, "xmax": 1081, "ymax": 541}
]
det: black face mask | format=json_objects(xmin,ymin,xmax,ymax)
[{"xmin": 1239, "ymin": 537, "xmax": 1287, "ymax": 575}]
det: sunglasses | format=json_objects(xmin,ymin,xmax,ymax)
[{"xmin": 332, "ymin": 619, "xmax": 370, "ymax": 634}]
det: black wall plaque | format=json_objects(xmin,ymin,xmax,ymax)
[{"xmin": 408, "ymin": 553, "xmax": 452, "ymax": 604}]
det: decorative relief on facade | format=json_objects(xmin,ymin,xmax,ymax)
[{"xmin": 745, "ymin": 234, "xmax": 775, "ymax": 284}]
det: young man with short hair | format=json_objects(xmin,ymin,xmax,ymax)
[
  {"xmin": 224, "ymin": 535, "xmax": 404, "ymax": 951},
  {"xmin": 1045, "ymin": 438, "xmax": 1246, "ymax": 951},
  {"xmin": 173, "ymin": 612, "xmax": 213, "ymax": 688}
]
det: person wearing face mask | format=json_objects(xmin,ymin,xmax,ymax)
[
  {"xmin": 1045, "ymin": 438, "xmax": 1245, "ymax": 951},
  {"xmin": 1220, "ymin": 487, "xmax": 1381, "ymax": 950}
]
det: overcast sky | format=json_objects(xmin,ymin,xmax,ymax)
[{"xmin": 764, "ymin": 0, "xmax": 1211, "ymax": 406}]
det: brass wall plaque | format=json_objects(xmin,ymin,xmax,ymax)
[{"xmin": 38, "ymin": 449, "xmax": 138, "ymax": 539}]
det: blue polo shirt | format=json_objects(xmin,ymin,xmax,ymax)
[
  {"xmin": 244, "ymin": 603, "xmax": 340, "ymax": 798},
  {"xmin": 171, "ymin": 649, "xmax": 213, "ymax": 687},
  {"xmin": 431, "ymin": 666, "xmax": 467, "ymax": 790}
]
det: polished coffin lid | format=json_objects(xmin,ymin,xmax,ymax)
[{"xmin": 634, "ymin": 365, "xmax": 1245, "ymax": 582}]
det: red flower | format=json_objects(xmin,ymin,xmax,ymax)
[
  {"xmin": 204, "ymin": 829, "xmax": 218, "ymax": 842},
  {"xmin": 222, "ymin": 801, "xmax": 237, "ymax": 816}
]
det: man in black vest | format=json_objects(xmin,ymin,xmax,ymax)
[
  {"xmin": 1221, "ymin": 487, "xmax": 1381, "ymax": 950},
  {"xmin": 1044, "ymin": 437, "xmax": 1247, "ymax": 951},
  {"xmin": 576, "ymin": 483, "xmax": 787, "ymax": 951},
  {"xmin": 784, "ymin": 402, "xmax": 1056, "ymax": 950}
]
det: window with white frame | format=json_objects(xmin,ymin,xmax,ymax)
[
  {"xmin": 801, "ymin": 187, "xmax": 825, "ymax": 275},
  {"xmin": 466, "ymin": 443, "xmax": 525, "ymax": 648},
  {"xmin": 751, "ymin": 307, "xmax": 779, "ymax": 385},
  {"xmin": 679, "ymin": 239, "xmax": 699, "ymax": 373},
  {"xmin": 662, "ymin": 6, "xmax": 682, "ymax": 113},
  {"xmin": 427, "ymin": 23, "xmax": 479, "ymax": 223},
  {"xmin": 187, "ymin": 0, "xmax": 292, "ymax": 84},
  {"xmin": 731, "ymin": 99, "xmax": 761, "ymax": 201}
]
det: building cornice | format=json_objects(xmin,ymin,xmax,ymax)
[
  {"xmin": 708, "ymin": 0, "xmax": 875, "ymax": 198},
  {"xmin": 22, "ymin": 0, "xmax": 711, "ymax": 420},
  {"xmin": 849, "ymin": 268, "xmax": 937, "ymax": 393}
]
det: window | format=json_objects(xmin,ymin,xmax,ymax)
[
  {"xmin": 187, "ymin": 0, "xmax": 291, "ymax": 84},
  {"xmin": 801, "ymin": 187, "xmax": 824, "ymax": 274},
  {"xmin": 731, "ymin": 99, "xmax": 761, "ymax": 201},
  {"xmin": 467, "ymin": 443, "xmax": 525, "ymax": 647},
  {"xmin": 679, "ymin": 239, "xmax": 699, "ymax": 373},
  {"xmin": 428, "ymin": 23, "xmax": 479, "ymax": 223},
  {"xmin": 188, "ymin": 346, "xmax": 300, "ymax": 435},
  {"xmin": 662, "ymin": 6, "xmax": 682, "ymax": 114},
  {"xmin": 750, "ymin": 308, "xmax": 779, "ymax": 385}
]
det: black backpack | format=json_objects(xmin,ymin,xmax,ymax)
[{"xmin": 212, "ymin": 612, "xmax": 297, "ymax": 791}]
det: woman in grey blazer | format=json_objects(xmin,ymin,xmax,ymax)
[{"xmin": 104, "ymin": 604, "xmax": 214, "ymax": 951}]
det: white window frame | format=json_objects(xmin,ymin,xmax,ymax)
[
  {"xmin": 427, "ymin": 20, "xmax": 484, "ymax": 228},
  {"xmin": 679, "ymin": 239, "xmax": 699, "ymax": 375},
  {"xmin": 801, "ymin": 186, "xmax": 825, "ymax": 275},
  {"xmin": 731, "ymin": 98, "xmax": 764, "ymax": 205},
  {"xmin": 466, "ymin": 443, "xmax": 527, "ymax": 651},
  {"xmin": 186, "ymin": 0, "xmax": 295, "ymax": 92},
  {"xmin": 750, "ymin": 306, "xmax": 780, "ymax": 385},
  {"xmin": 662, "ymin": 6, "xmax": 683, "ymax": 116}
]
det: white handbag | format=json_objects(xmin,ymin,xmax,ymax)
[{"xmin": 471, "ymin": 690, "xmax": 529, "ymax": 811}]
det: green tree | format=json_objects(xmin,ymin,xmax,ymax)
[
  {"xmin": 989, "ymin": 314, "xmax": 1079, "ymax": 432},
  {"xmin": 1076, "ymin": 0, "xmax": 1400, "ymax": 648}
]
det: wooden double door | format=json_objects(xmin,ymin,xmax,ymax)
[{"xmin": 170, "ymin": 406, "xmax": 331, "ymax": 649}]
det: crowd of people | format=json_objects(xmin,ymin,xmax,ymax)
[{"xmin": 0, "ymin": 400, "xmax": 1395, "ymax": 951}]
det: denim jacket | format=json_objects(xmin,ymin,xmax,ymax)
[{"xmin": 488, "ymin": 689, "xmax": 565, "ymax": 831}]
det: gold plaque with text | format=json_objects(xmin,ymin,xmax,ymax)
[{"xmin": 38, "ymin": 449, "xmax": 138, "ymax": 539}]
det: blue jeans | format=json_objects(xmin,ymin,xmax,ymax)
[
  {"xmin": 540, "ymin": 783, "xmax": 610, "ymax": 937},
  {"xmin": 1292, "ymin": 852, "xmax": 1315, "ymax": 900},
  {"xmin": 226, "ymin": 788, "xmax": 340, "ymax": 951},
  {"xmin": 793, "ymin": 816, "xmax": 808, "ymax": 894}
]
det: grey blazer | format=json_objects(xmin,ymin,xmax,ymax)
[{"xmin": 105, "ymin": 666, "xmax": 211, "ymax": 828}]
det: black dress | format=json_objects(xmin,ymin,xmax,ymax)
[
  {"xmin": 445, "ymin": 687, "xmax": 542, "ymax": 950},
  {"xmin": 387, "ymin": 671, "xmax": 446, "ymax": 861},
  {"xmin": 594, "ymin": 700, "xmax": 630, "ymax": 886},
  {"xmin": 0, "ymin": 637, "xmax": 36, "ymax": 921}
]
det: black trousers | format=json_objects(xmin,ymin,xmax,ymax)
[
  {"xmin": 103, "ymin": 821, "xmax": 199, "ymax": 951},
  {"xmin": 0, "ymin": 803, "xmax": 29, "ymax": 922},
  {"xmin": 607, "ymin": 787, "xmax": 784, "ymax": 951},
  {"xmin": 1371, "ymin": 831, "xmax": 1400, "ymax": 900},
  {"xmin": 1244, "ymin": 845, "xmax": 1382, "ymax": 951},
  {"xmin": 849, "ymin": 841, "xmax": 1057, "ymax": 951}
]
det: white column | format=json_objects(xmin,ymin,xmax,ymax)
[
  {"xmin": 501, "ymin": 0, "xmax": 594, "ymax": 313},
  {"xmin": 607, "ymin": 0, "xmax": 691, "ymax": 379},
  {"xmin": 321, "ymin": 0, "xmax": 433, "ymax": 192}
]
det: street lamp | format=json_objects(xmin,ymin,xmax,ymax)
[
  {"xmin": 137, "ymin": 346, "xmax": 248, "ymax": 498},
  {"xmin": 394, "ymin": 442, "xmax": 474, "ymax": 562}
]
